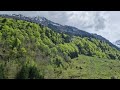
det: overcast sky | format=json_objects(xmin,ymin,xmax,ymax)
[{"xmin": 0, "ymin": 11, "xmax": 120, "ymax": 43}]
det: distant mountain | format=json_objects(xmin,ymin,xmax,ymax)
[
  {"xmin": 116, "ymin": 40, "xmax": 120, "ymax": 45},
  {"xmin": 0, "ymin": 14, "xmax": 119, "ymax": 50},
  {"xmin": 114, "ymin": 40, "xmax": 120, "ymax": 48}
]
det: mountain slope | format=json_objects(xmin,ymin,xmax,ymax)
[
  {"xmin": 0, "ymin": 14, "xmax": 119, "ymax": 50},
  {"xmin": 0, "ymin": 16, "xmax": 120, "ymax": 79}
]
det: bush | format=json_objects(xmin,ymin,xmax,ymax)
[
  {"xmin": 16, "ymin": 60, "xmax": 44, "ymax": 79},
  {"xmin": 0, "ymin": 64, "xmax": 5, "ymax": 79}
]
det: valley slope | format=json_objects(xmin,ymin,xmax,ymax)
[
  {"xmin": 0, "ymin": 15, "xmax": 120, "ymax": 79},
  {"xmin": 0, "ymin": 14, "xmax": 119, "ymax": 50}
]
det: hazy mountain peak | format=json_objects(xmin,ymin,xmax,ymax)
[{"xmin": 114, "ymin": 40, "xmax": 120, "ymax": 48}]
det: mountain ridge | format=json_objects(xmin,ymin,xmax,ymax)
[{"xmin": 0, "ymin": 14, "xmax": 119, "ymax": 50}]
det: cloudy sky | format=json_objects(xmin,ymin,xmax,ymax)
[{"xmin": 0, "ymin": 11, "xmax": 120, "ymax": 43}]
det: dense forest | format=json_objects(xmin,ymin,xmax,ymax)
[{"xmin": 0, "ymin": 17, "xmax": 120, "ymax": 79}]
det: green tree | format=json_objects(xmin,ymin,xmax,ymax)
[{"xmin": 0, "ymin": 64, "xmax": 5, "ymax": 79}]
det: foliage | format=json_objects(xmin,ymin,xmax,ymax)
[{"xmin": 0, "ymin": 16, "xmax": 120, "ymax": 79}]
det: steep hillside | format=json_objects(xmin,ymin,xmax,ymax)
[
  {"xmin": 0, "ymin": 14, "xmax": 119, "ymax": 50},
  {"xmin": 0, "ymin": 16, "xmax": 120, "ymax": 79}
]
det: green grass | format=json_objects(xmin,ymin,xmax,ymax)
[
  {"xmin": 66, "ymin": 55, "xmax": 120, "ymax": 79},
  {"xmin": 44, "ymin": 55, "xmax": 120, "ymax": 79}
]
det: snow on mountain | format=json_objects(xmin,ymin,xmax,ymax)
[{"xmin": 114, "ymin": 40, "xmax": 120, "ymax": 48}]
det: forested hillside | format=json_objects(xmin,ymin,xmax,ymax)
[{"xmin": 0, "ymin": 17, "xmax": 120, "ymax": 79}]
